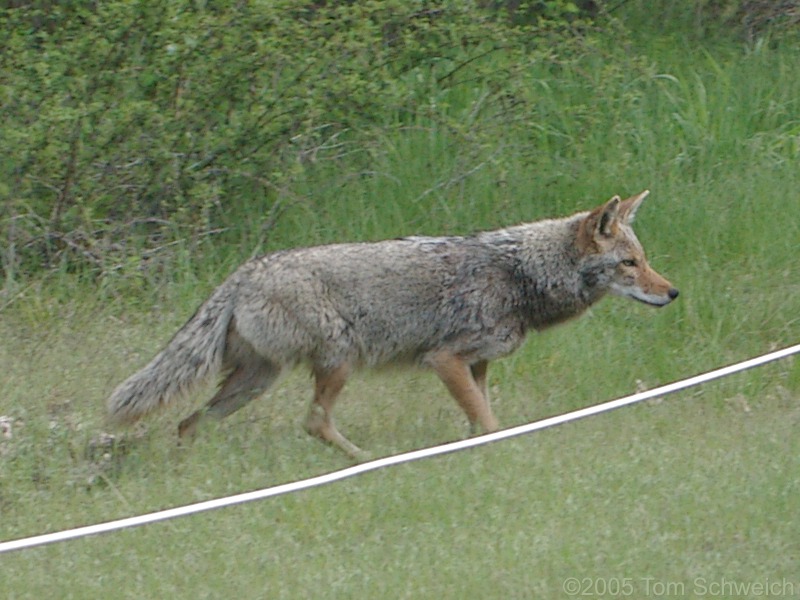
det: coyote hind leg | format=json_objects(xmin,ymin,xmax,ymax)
[
  {"xmin": 304, "ymin": 363, "xmax": 364, "ymax": 458},
  {"xmin": 178, "ymin": 358, "xmax": 281, "ymax": 439}
]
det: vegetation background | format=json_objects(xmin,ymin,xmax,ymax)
[{"xmin": 1, "ymin": 0, "xmax": 799, "ymax": 597}]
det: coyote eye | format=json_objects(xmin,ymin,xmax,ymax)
[{"xmin": 621, "ymin": 259, "xmax": 637, "ymax": 267}]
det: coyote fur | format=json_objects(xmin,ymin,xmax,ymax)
[{"xmin": 107, "ymin": 190, "xmax": 678, "ymax": 457}]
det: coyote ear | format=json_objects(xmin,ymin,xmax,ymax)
[
  {"xmin": 596, "ymin": 195, "xmax": 621, "ymax": 237},
  {"xmin": 619, "ymin": 189, "xmax": 650, "ymax": 223}
]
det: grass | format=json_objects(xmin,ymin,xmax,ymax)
[{"xmin": 2, "ymin": 21, "xmax": 800, "ymax": 600}]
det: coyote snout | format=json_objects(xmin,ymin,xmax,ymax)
[
  {"xmin": 107, "ymin": 189, "xmax": 678, "ymax": 457},
  {"xmin": 614, "ymin": 270, "xmax": 680, "ymax": 306},
  {"xmin": 610, "ymin": 255, "xmax": 679, "ymax": 307}
]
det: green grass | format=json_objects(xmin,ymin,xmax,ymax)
[{"xmin": 2, "ymin": 24, "xmax": 800, "ymax": 600}]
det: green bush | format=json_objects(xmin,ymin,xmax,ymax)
[{"xmin": 0, "ymin": 0, "xmax": 594, "ymax": 285}]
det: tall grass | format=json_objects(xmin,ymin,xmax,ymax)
[{"xmin": 1, "ymin": 23, "xmax": 799, "ymax": 600}]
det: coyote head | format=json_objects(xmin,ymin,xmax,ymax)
[{"xmin": 578, "ymin": 190, "xmax": 679, "ymax": 307}]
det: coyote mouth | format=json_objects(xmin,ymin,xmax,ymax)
[
  {"xmin": 635, "ymin": 297, "xmax": 671, "ymax": 307},
  {"xmin": 622, "ymin": 286, "xmax": 679, "ymax": 307},
  {"xmin": 631, "ymin": 293, "xmax": 677, "ymax": 307},
  {"xmin": 611, "ymin": 287, "xmax": 675, "ymax": 307}
]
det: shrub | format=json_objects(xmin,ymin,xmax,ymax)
[{"xmin": 0, "ymin": 0, "xmax": 593, "ymax": 284}]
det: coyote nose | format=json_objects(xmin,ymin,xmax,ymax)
[{"xmin": 668, "ymin": 288, "xmax": 680, "ymax": 300}]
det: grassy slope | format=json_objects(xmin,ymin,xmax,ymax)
[{"xmin": 2, "ymin": 26, "xmax": 799, "ymax": 600}]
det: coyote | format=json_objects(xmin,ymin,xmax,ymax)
[{"xmin": 108, "ymin": 190, "xmax": 678, "ymax": 457}]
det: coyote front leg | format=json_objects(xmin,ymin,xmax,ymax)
[{"xmin": 430, "ymin": 353, "xmax": 499, "ymax": 434}]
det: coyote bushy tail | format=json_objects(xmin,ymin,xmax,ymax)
[{"xmin": 107, "ymin": 284, "xmax": 235, "ymax": 424}]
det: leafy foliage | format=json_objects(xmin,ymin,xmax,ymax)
[{"xmin": 1, "ymin": 0, "xmax": 594, "ymax": 284}]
